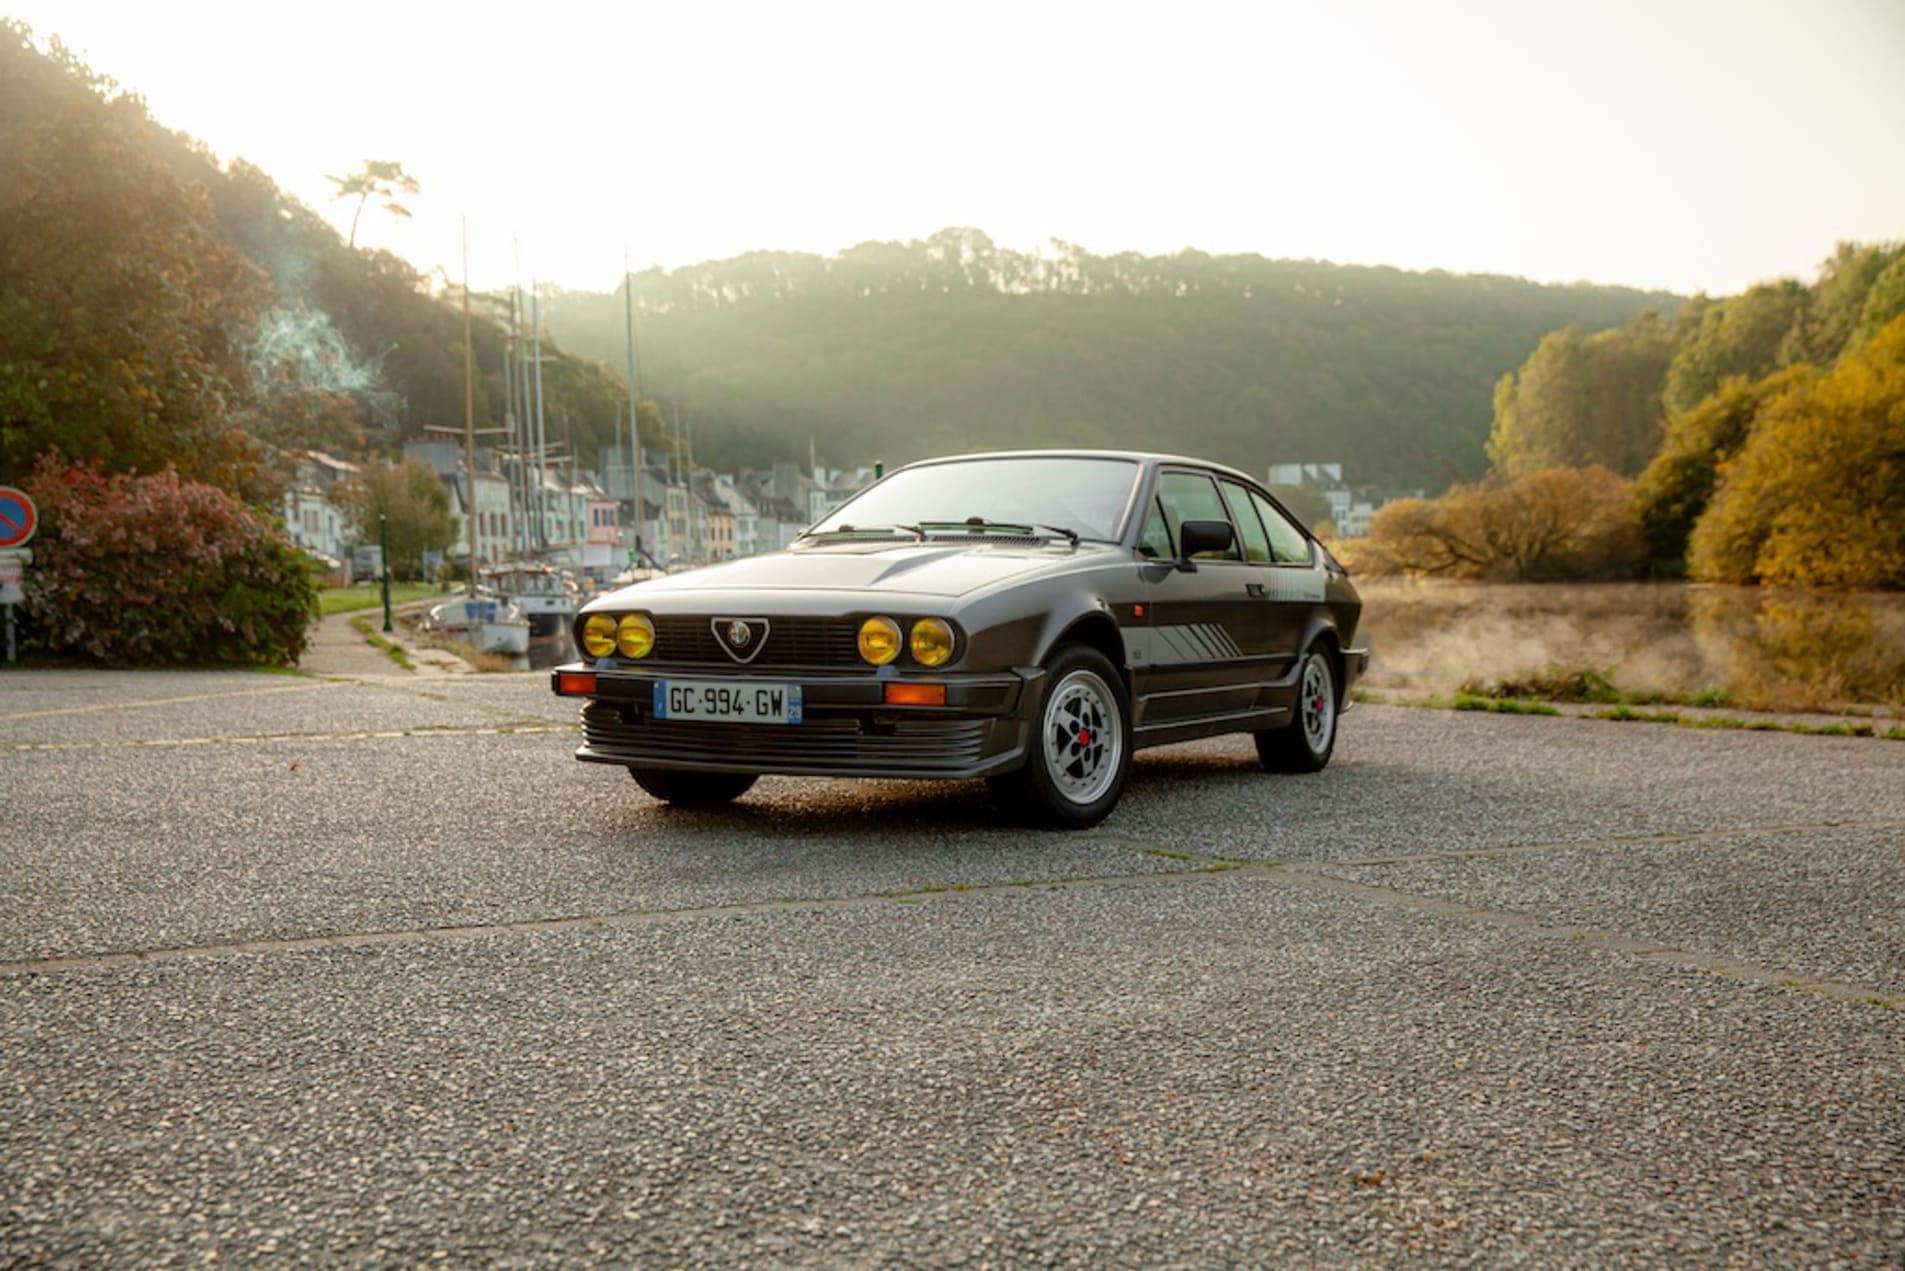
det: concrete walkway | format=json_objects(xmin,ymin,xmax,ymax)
[{"xmin": 298, "ymin": 602, "xmax": 468, "ymax": 678}]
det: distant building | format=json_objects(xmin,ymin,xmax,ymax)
[
  {"xmin": 405, "ymin": 441, "xmax": 514, "ymax": 570},
  {"xmin": 280, "ymin": 450, "xmax": 357, "ymax": 568},
  {"xmin": 815, "ymin": 466, "xmax": 877, "ymax": 518},
  {"xmin": 1266, "ymin": 461, "xmax": 1420, "ymax": 539}
]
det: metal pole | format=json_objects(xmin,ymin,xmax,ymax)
[
  {"xmin": 624, "ymin": 252, "xmax": 643, "ymax": 562},
  {"xmin": 461, "ymin": 217, "xmax": 479, "ymax": 597},
  {"xmin": 380, "ymin": 514, "xmax": 392, "ymax": 633},
  {"xmin": 513, "ymin": 240, "xmax": 530, "ymax": 562},
  {"xmin": 531, "ymin": 285, "xmax": 548, "ymax": 554}
]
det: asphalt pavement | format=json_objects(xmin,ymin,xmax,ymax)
[{"xmin": 1, "ymin": 666, "xmax": 1901, "ymax": 1265}]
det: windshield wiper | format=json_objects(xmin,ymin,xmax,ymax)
[
  {"xmin": 919, "ymin": 518, "xmax": 1080, "ymax": 546},
  {"xmin": 798, "ymin": 523, "xmax": 925, "ymax": 542}
]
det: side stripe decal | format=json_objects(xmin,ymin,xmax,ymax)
[{"xmin": 1128, "ymin": 624, "xmax": 1249, "ymax": 666}]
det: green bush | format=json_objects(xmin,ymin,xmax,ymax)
[{"xmin": 22, "ymin": 455, "xmax": 318, "ymax": 666}]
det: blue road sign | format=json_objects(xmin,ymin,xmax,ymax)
[{"xmin": 0, "ymin": 487, "xmax": 36, "ymax": 550}]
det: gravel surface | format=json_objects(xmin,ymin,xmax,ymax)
[
  {"xmin": 1317, "ymin": 825, "xmax": 1905, "ymax": 998},
  {"xmin": 2, "ymin": 668, "xmax": 1902, "ymax": 1265}
]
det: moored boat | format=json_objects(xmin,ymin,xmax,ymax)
[
  {"xmin": 424, "ymin": 595, "xmax": 531, "ymax": 655},
  {"xmin": 482, "ymin": 563, "xmax": 580, "ymax": 638}
]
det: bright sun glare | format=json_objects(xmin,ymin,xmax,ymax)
[{"xmin": 14, "ymin": 0, "xmax": 1905, "ymax": 294}]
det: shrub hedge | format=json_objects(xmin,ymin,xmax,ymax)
[{"xmin": 21, "ymin": 455, "xmax": 318, "ymax": 666}]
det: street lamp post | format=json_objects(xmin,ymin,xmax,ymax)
[{"xmin": 380, "ymin": 514, "xmax": 393, "ymax": 633}]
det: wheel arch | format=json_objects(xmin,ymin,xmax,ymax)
[
  {"xmin": 1039, "ymin": 608, "xmax": 1130, "ymax": 687},
  {"xmin": 1299, "ymin": 619, "xmax": 1346, "ymax": 704}
]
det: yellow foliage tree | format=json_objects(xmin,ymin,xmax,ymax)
[
  {"xmin": 1355, "ymin": 466, "xmax": 1645, "ymax": 581},
  {"xmin": 1688, "ymin": 316, "xmax": 1905, "ymax": 589}
]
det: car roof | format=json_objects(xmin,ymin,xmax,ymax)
[{"xmin": 899, "ymin": 449, "xmax": 1263, "ymax": 488}]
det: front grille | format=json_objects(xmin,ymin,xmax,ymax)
[
  {"xmin": 579, "ymin": 701, "xmax": 999, "ymax": 775},
  {"xmin": 650, "ymin": 616, "xmax": 861, "ymax": 669}
]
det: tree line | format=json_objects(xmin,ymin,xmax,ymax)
[
  {"xmin": 541, "ymin": 230, "xmax": 1679, "ymax": 491},
  {"xmin": 1358, "ymin": 242, "xmax": 1905, "ymax": 589}
]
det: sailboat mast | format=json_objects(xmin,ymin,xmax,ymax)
[
  {"xmin": 513, "ymin": 239, "xmax": 530, "ymax": 562},
  {"xmin": 461, "ymin": 217, "xmax": 478, "ymax": 597},
  {"xmin": 531, "ymin": 284, "xmax": 548, "ymax": 554},
  {"xmin": 623, "ymin": 250, "xmax": 643, "ymax": 562}
]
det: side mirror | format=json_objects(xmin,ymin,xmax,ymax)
[{"xmin": 1177, "ymin": 519, "xmax": 1234, "ymax": 568}]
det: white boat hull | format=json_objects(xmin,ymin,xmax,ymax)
[{"xmin": 426, "ymin": 598, "xmax": 532, "ymax": 655}]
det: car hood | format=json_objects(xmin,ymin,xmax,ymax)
[{"xmin": 590, "ymin": 541, "xmax": 1117, "ymax": 608}]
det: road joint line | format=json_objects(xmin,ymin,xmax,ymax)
[
  {"xmin": 5, "ymin": 836, "xmax": 1899, "ymax": 1012},
  {"xmin": 0, "ymin": 679, "xmax": 345, "ymax": 721}
]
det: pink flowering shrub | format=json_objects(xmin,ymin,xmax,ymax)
[{"xmin": 21, "ymin": 454, "xmax": 317, "ymax": 666}]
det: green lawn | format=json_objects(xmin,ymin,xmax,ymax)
[{"xmin": 318, "ymin": 583, "xmax": 441, "ymax": 617}]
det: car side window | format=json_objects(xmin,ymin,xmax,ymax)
[
  {"xmin": 1156, "ymin": 472, "xmax": 1241, "ymax": 561},
  {"xmin": 1138, "ymin": 498, "xmax": 1173, "ymax": 558},
  {"xmin": 1220, "ymin": 480, "xmax": 1273, "ymax": 563},
  {"xmin": 1251, "ymin": 491, "xmax": 1313, "ymax": 565}
]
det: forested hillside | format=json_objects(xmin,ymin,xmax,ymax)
[
  {"xmin": 0, "ymin": 21, "xmax": 635, "ymax": 502},
  {"xmin": 543, "ymin": 232, "xmax": 1680, "ymax": 489}
]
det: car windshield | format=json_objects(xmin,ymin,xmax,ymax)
[{"xmin": 809, "ymin": 456, "xmax": 1141, "ymax": 542}]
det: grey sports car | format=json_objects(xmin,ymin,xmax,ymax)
[{"xmin": 552, "ymin": 450, "xmax": 1367, "ymax": 828}]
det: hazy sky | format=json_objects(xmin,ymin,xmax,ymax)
[{"xmin": 14, "ymin": 0, "xmax": 1905, "ymax": 296}]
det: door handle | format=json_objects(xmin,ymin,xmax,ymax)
[{"xmin": 1245, "ymin": 583, "xmax": 1267, "ymax": 599}]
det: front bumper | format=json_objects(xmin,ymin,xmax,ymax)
[
  {"xmin": 553, "ymin": 663, "xmax": 1038, "ymax": 779},
  {"xmin": 1341, "ymin": 646, "xmax": 1371, "ymax": 709}
]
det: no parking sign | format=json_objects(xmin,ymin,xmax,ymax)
[
  {"xmin": 0, "ymin": 487, "xmax": 34, "ymax": 550},
  {"xmin": 0, "ymin": 486, "xmax": 35, "ymax": 659}
]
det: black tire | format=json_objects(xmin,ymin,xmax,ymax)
[
  {"xmin": 1256, "ymin": 645, "xmax": 1339, "ymax": 773},
  {"xmin": 629, "ymin": 768, "xmax": 759, "ymax": 807},
  {"xmin": 988, "ymin": 644, "xmax": 1133, "ymax": 829}
]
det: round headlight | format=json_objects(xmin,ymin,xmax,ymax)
[
  {"xmin": 857, "ymin": 616, "xmax": 902, "ymax": 665},
  {"xmin": 581, "ymin": 614, "xmax": 618, "ymax": 658},
  {"xmin": 617, "ymin": 613, "xmax": 655, "ymax": 659},
  {"xmin": 909, "ymin": 618, "xmax": 954, "ymax": 667}
]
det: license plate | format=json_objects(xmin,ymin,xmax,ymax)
[{"xmin": 653, "ymin": 679, "xmax": 803, "ymax": 725}]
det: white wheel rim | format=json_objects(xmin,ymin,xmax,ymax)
[
  {"xmin": 1043, "ymin": 669, "xmax": 1122, "ymax": 805},
  {"xmin": 1301, "ymin": 655, "xmax": 1335, "ymax": 753}
]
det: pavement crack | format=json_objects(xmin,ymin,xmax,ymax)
[
  {"xmin": 0, "ymin": 865, "xmax": 1254, "ymax": 978},
  {"xmin": 5, "ymin": 838, "xmax": 1899, "ymax": 1014},
  {"xmin": 1318, "ymin": 817, "xmax": 1905, "ymax": 870},
  {"xmin": 4, "ymin": 723, "xmax": 574, "ymax": 752}
]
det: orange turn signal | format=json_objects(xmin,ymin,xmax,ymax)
[
  {"xmin": 555, "ymin": 671, "xmax": 597, "ymax": 697},
  {"xmin": 883, "ymin": 682, "xmax": 947, "ymax": 706}
]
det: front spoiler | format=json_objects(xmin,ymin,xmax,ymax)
[{"xmin": 555, "ymin": 662, "xmax": 1038, "ymax": 780}]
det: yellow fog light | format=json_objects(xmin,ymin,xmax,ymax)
[
  {"xmin": 617, "ymin": 613, "xmax": 656, "ymax": 659},
  {"xmin": 909, "ymin": 618, "xmax": 954, "ymax": 667},
  {"xmin": 858, "ymin": 616, "xmax": 902, "ymax": 665},
  {"xmin": 581, "ymin": 614, "xmax": 618, "ymax": 658}
]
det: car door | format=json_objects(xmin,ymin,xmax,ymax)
[
  {"xmin": 1129, "ymin": 469, "xmax": 1267, "ymax": 729},
  {"xmin": 1248, "ymin": 487, "xmax": 1328, "ymax": 671}
]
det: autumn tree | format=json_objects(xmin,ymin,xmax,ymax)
[
  {"xmin": 325, "ymin": 159, "xmax": 420, "ymax": 249},
  {"xmin": 1663, "ymin": 281, "xmax": 1808, "ymax": 416},
  {"xmin": 1486, "ymin": 311, "xmax": 1675, "ymax": 476},
  {"xmin": 340, "ymin": 457, "xmax": 456, "ymax": 579},
  {"xmin": 1632, "ymin": 367, "xmax": 1811, "ymax": 564},
  {"xmin": 1355, "ymin": 467, "xmax": 1644, "ymax": 581},
  {"xmin": 1688, "ymin": 317, "xmax": 1905, "ymax": 590}
]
